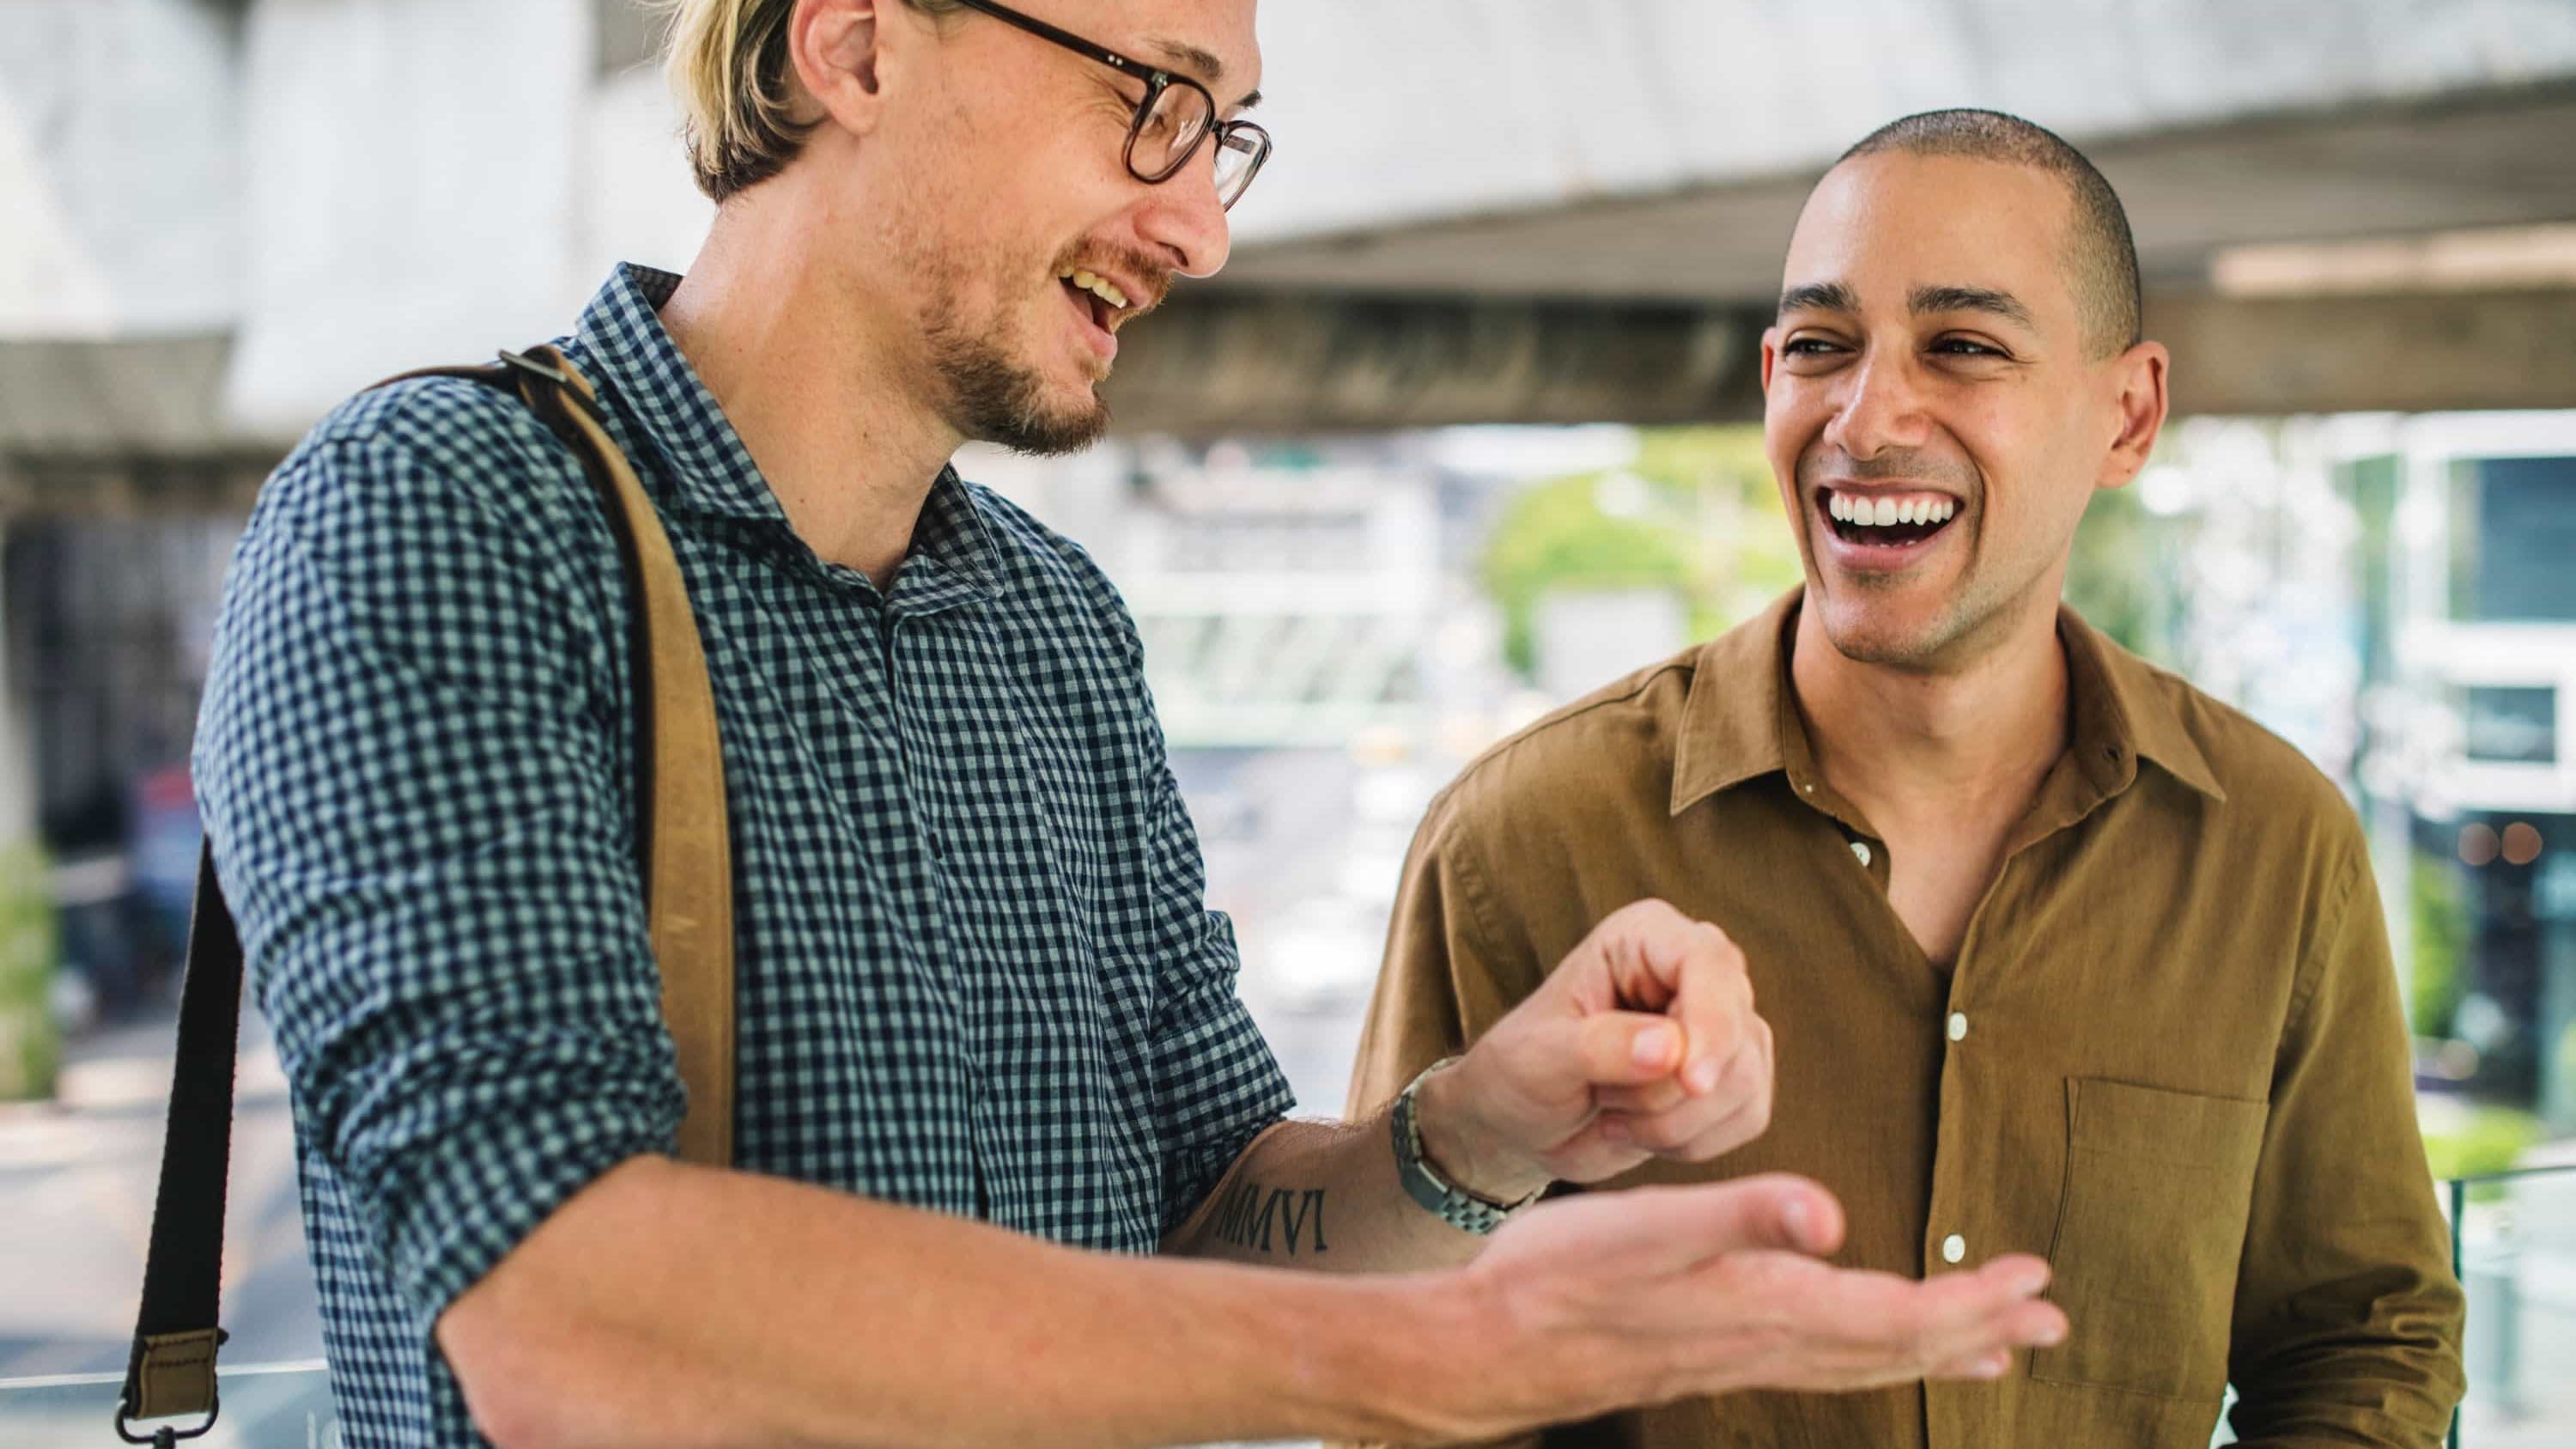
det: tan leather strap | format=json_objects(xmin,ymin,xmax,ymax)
[
  {"xmin": 511, "ymin": 346, "xmax": 736, "ymax": 1166},
  {"xmin": 120, "ymin": 348, "xmax": 738, "ymax": 1440},
  {"xmin": 368, "ymin": 349, "xmax": 735, "ymax": 1163},
  {"xmin": 127, "ymin": 1329, "xmax": 222, "ymax": 1423}
]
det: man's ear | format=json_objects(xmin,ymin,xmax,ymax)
[
  {"xmin": 789, "ymin": 0, "xmax": 892, "ymax": 139},
  {"xmin": 2095, "ymin": 339, "xmax": 2170, "ymax": 492},
  {"xmin": 1759, "ymin": 325, "xmax": 1782, "ymax": 395}
]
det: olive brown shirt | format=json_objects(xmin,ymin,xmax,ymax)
[{"xmin": 1350, "ymin": 591, "xmax": 2464, "ymax": 1449}]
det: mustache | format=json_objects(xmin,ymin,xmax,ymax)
[
  {"xmin": 1054, "ymin": 241, "xmax": 1175, "ymax": 317},
  {"xmin": 1796, "ymin": 447, "xmax": 1980, "ymax": 496}
]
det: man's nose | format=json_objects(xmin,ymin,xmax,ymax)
[
  {"xmin": 1821, "ymin": 351, "xmax": 1933, "ymax": 460},
  {"xmin": 1136, "ymin": 150, "xmax": 1234, "ymax": 279}
]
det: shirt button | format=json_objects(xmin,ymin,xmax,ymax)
[
  {"xmin": 1947, "ymin": 1012, "xmax": 1969, "ymax": 1042},
  {"xmin": 1850, "ymin": 840, "xmax": 1873, "ymax": 868},
  {"xmin": 1941, "ymin": 1233, "xmax": 1966, "ymax": 1264}
]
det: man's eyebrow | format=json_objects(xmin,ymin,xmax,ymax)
[
  {"xmin": 1777, "ymin": 282, "xmax": 1859, "ymax": 316},
  {"xmin": 1146, "ymin": 36, "xmax": 1225, "ymax": 83},
  {"xmin": 1911, "ymin": 283, "xmax": 2036, "ymax": 330},
  {"xmin": 1142, "ymin": 36, "xmax": 1259, "ymax": 109}
]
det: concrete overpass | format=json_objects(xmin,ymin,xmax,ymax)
[
  {"xmin": 1106, "ymin": 0, "xmax": 2576, "ymax": 430},
  {"xmin": 3, "ymin": 0, "xmax": 2576, "ymax": 482}
]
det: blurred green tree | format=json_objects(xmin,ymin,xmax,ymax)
[
  {"xmin": 0, "ymin": 842, "xmax": 59, "ymax": 1101},
  {"xmin": 2409, "ymin": 850, "xmax": 2471, "ymax": 1041},
  {"xmin": 1479, "ymin": 428, "xmax": 1802, "ymax": 679},
  {"xmin": 2063, "ymin": 484, "xmax": 2184, "ymax": 665}
]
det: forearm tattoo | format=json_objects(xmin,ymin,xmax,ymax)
[{"xmin": 1207, "ymin": 1178, "xmax": 1330, "ymax": 1257}]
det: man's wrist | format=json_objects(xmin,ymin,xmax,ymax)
[
  {"xmin": 1412, "ymin": 1060, "xmax": 1556, "ymax": 1207},
  {"xmin": 1308, "ymin": 1269, "xmax": 1504, "ymax": 1445}
]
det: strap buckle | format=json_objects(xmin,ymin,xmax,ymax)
[
  {"xmin": 496, "ymin": 347, "xmax": 573, "ymax": 387},
  {"xmin": 114, "ymin": 1329, "xmax": 227, "ymax": 1446}
]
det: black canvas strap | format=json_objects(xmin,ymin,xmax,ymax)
[
  {"xmin": 115, "ymin": 844, "xmax": 240, "ymax": 1444},
  {"xmin": 115, "ymin": 348, "xmax": 720, "ymax": 1441}
]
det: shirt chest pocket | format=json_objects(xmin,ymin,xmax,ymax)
[{"xmin": 2031, "ymin": 1076, "xmax": 2269, "ymax": 1403}]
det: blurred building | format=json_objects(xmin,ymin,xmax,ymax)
[{"xmin": 2380, "ymin": 417, "xmax": 2576, "ymax": 1129}]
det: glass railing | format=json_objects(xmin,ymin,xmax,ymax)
[
  {"xmin": 0, "ymin": 1359, "xmax": 331, "ymax": 1447},
  {"xmin": 2445, "ymin": 1163, "xmax": 2576, "ymax": 1449},
  {"xmin": 3, "ymin": 1168, "xmax": 2568, "ymax": 1448}
]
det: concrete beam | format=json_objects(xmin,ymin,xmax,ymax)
[
  {"xmin": 2153, "ymin": 288, "xmax": 2576, "ymax": 417},
  {"xmin": 1103, "ymin": 293, "xmax": 1764, "ymax": 435},
  {"xmin": 1106, "ymin": 286, "xmax": 2576, "ymax": 434},
  {"xmin": 1223, "ymin": 86, "xmax": 2576, "ymax": 305}
]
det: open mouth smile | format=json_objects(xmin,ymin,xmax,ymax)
[
  {"xmin": 1056, "ymin": 265, "xmax": 1145, "ymax": 362},
  {"xmin": 1817, "ymin": 487, "xmax": 1963, "ymax": 566}
]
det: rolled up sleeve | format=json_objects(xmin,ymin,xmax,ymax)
[
  {"xmin": 2225, "ymin": 830, "xmax": 2466, "ymax": 1446},
  {"xmin": 1082, "ymin": 584, "xmax": 1292, "ymax": 1233},
  {"xmin": 193, "ymin": 410, "xmax": 685, "ymax": 1337}
]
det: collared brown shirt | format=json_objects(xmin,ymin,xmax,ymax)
[{"xmin": 1351, "ymin": 591, "xmax": 2464, "ymax": 1449}]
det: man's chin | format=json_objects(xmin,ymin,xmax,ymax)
[
  {"xmin": 939, "ymin": 350, "xmax": 1110, "ymax": 457},
  {"xmin": 982, "ymin": 400, "xmax": 1108, "ymax": 458},
  {"xmin": 1809, "ymin": 585, "xmax": 1969, "ymax": 670}
]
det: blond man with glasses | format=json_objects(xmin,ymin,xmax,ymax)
[{"xmin": 193, "ymin": 5, "xmax": 2067, "ymax": 1446}]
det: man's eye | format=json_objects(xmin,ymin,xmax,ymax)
[
  {"xmin": 1782, "ymin": 338, "xmax": 1842, "ymax": 356},
  {"xmin": 1935, "ymin": 338, "xmax": 2006, "ymax": 358}
]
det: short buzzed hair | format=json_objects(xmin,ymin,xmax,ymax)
[{"xmin": 1840, "ymin": 109, "xmax": 2142, "ymax": 358}]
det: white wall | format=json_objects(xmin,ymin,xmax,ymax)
[
  {"xmin": 1230, "ymin": 0, "xmax": 2576, "ymax": 242},
  {"xmin": 221, "ymin": 0, "xmax": 710, "ymax": 433},
  {"xmin": 0, "ymin": 0, "xmax": 242, "ymax": 337}
]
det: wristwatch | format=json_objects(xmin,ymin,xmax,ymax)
[{"xmin": 1390, "ymin": 1058, "xmax": 1547, "ymax": 1235}]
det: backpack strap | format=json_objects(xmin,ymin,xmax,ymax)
[{"xmin": 118, "ymin": 347, "xmax": 735, "ymax": 1442}]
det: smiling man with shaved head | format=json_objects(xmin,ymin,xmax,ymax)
[{"xmin": 1353, "ymin": 109, "xmax": 2465, "ymax": 1447}]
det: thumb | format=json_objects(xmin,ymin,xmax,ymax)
[
  {"xmin": 1570, "ymin": 1011, "xmax": 1686, "ymax": 1087},
  {"xmin": 1649, "ymin": 1174, "xmax": 1846, "ymax": 1263}
]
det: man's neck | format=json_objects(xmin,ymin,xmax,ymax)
[
  {"xmin": 659, "ymin": 199, "xmax": 962, "ymax": 588},
  {"xmin": 1788, "ymin": 589, "xmax": 2072, "ymax": 833}
]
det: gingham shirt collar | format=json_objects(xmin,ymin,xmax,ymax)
[{"xmin": 576, "ymin": 262, "xmax": 1000, "ymax": 612}]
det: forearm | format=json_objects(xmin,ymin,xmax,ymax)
[
  {"xmin": 438, "ymin": 1154, "xmax": 1465, "ymax": 1449},
  {"xmin": 1168, "ymin": 1069, "xmax": 1554, "ymax": 1274}
]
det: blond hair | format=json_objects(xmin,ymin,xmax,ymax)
[{"xmin": 658, "ymin": 0, "xmax": 963, "ymax": 202}]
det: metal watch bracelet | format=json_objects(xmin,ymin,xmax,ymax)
[{"xmin": 1389, "ymin": 1057, "xmax": 1546, "ymax": 1235}]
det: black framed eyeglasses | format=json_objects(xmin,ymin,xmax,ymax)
[{"xmin": 950, "ymin": 0, "xmax": 1272, "ymax": 210}]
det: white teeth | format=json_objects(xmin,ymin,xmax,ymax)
[
  {"xmin": 1833, "ymin": 494, "xmax": 1959, "ymax": 531},
  {"xmin": 1057, "ymin": 266, "xmax": 1128, "ymax": 311}
]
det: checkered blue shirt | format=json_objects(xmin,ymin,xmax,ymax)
[{"xmin": 192, "ymin": 264, "xmax": 1295, "ymax": 1447}]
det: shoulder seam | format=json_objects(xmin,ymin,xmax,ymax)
[{"xmin": 1449, "ymin": 653, "xmax": 1698, "ymax": 794}]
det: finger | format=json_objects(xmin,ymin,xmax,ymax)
[
  {"xmin": 1901, "ymin": 1257, "xmax": 2063, "ymax": 1359},
  {"xmin": 1593, "ymin": 1077, "xmax": 1692, "ymax": 1117},
  {"xmin": 1572, "ymin": 1011, "xmax": 1686, "ymax": 1087},
  {"xmin": 1669, "ymin": 926, "xmax": 1752, "ymax": 1093},
  {"xmin": 1587, "ymin": 899, "xmax": 1696, "ymax": 1013},
  {"xmin": 1927, "ymin": 1349, "xmax": 2014, "ymax": 1382},
  {"xmin": 1625, "ymin": 1064, "xmax": 1774, "ymax": 1160},
  {"xmin": 1906, "ymin": 1297, "xmax": 2067, "ymax": 1379},
  {"xmin": 1613, "ymin": 1022, "xmax": 1773, "ymax": 1158}
]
